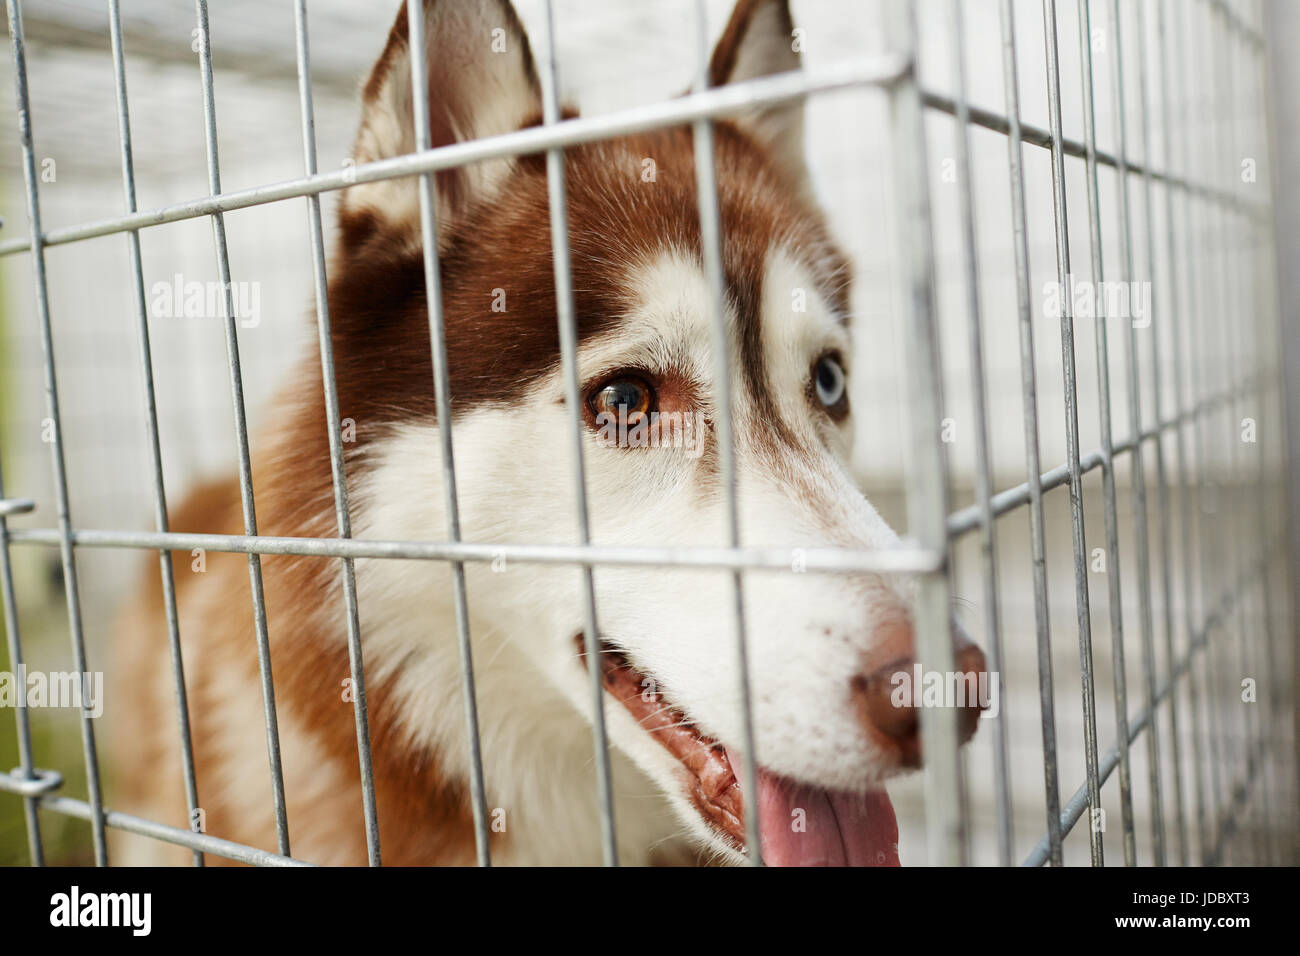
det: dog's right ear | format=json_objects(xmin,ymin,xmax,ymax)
[
  {"xmin": 340, "ymin": 0, "xmax": 542, "ymax": 250},
  {"xmin": 708, "ymin": 0, "xmax": 807, "ymax": 191}
]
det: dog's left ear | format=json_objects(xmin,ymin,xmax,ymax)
[
  {"xmin": 709, "ymin": 0, "xmax": 807, "ymax": 189},
  {"xmin": 341, "ymin": 0, "xmax": 542, "ymax": 249}
]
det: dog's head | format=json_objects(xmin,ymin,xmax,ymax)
[{"xmin": 334, "ymin": 0, "xmax": 986, "ymax": 865}]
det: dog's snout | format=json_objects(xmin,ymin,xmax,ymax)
[{"xmin": 851, "ymin": 623, "xmax": 987, "ymax": 768}]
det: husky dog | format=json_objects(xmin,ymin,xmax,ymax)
[{"xmin": 111, "ymin": 0, "xmax": 984, "ymax": 866}]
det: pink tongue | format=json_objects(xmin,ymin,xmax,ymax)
[{"xmin": 724, "ymin": 746, "xmax": 899, "ymax": 866}]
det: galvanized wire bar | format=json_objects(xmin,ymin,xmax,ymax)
[
  {"xmin": 1180, "ymin": 2, "xmax": 1227, "ymax": 856},
  {"xmin": 0, "ymin": 487, "xmax": 42, "ymax": 865},
  {"xmin": 887, "ymin": 0, "xmax": 963, "ymax": 866},
  {"xmin": 24, "ymin": 793, "xmax": 312, "ymax": 867},
  {"xmin": 4, "ymin": 528, "xmax": 945, "ymax": 575},
  {"xmin": 0, "ymin": 56, "xmax": 1265, "ymax": 265},
  {"xmin": 1134, "ymin": 0, "xmax": 1187, "ymax": 867},
  {"xmin": 1209, "ymin": 0, "xmax": 1264, "ymax": 47},
  {"xmin": 536, "ymin": 0, "xmax": 619, "ymax": 867},
  {"xmin": 1209, "ymin": 732, "xmax": 1270, "ymax": 865},
  {"xmin": 1022, "ymin": 536, "xmax": 1281, "ymax": 866},
  {"xmin": 1206, "ymin": 0, "xmax": 1257, "ymax": 859},
  {"xmin": 1042, "ymin": 0, "xmax": 1103, "ymax": 867},
  {"xmin": 4, "ymin": 0, "xmax": 109, "ymax": 867},
  {"xmin": 691, "ymin": 0, "xmax": 761, "ymax": 866},
  {"xmin": 1240, "ymin": 4, "xmax": 1279, "ymax": 864},
  {"xmin": 997, "ymin": 0, "xmax": 1061, "ymax": 867},
  {"xmin": 0, "ymin": 56, "xmax": 910, "ymax": 258},
  {"xmin": 1237, "ymin": 7, "xmax": 1282, "ymax": 863},
  {"xmin": 1023, "ymin": 632, "xmax": 1199, "ymax": 866},
  {"xmin": 193, "ymin": 0, "xmax": 290, "ymax": 857},
  {"xmin": 403, "ymin": 0, "xmax": 491, "ymax": 866},
  {"xmin": 917, "ymin": 91, "xmax": 1267, "ymax": 222},
  {"xmin": 946, "ymin": 384, "xmax": 1251, "ymax": 537},
  {"xmin": 107, "ymin": 0, "xmax": 203, "ymax": 868},
  {"xmin": 1213, "ymin": 6, "xmax": 1255, "ymax": 863},
  {"xmin": 1160, "ymin": 0, "xmax": 1213, "ymax": 864},
  {"xmin": 1079, "ymin": 0, "xmax": 1138, "ymax": 868},
  {"xmin": 1105, "ymin": 0, "xmax": 1165, "ymax": 865},
  {"xmin": 1199, "ymin": 0, "xmax": 1244, "ymax": 861},
  {"xmin": 291, "ymin": 0, "xmax": 381, "ymax": 867},
  {"xmin": 1214, "ymin": 3, "xmax": 1269, "ymax": 863},
  {"xmin": 948, "ymin": 0, "xmax": 1012, "ymax": 866}
]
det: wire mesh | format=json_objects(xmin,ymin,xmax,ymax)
[{"xmin": 0, "ymin": 0, "xmax": 1293, "ymax": 868}]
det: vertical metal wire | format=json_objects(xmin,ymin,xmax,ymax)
[
  {"xmin": 1214, "ymin": 3, "xmax": 1270, "ymax": 863},
  {"xmin": 1200, "ymin": 0, "xmax": 1240, "ymax": 863},
  {"xmin": 1077, "ymin": 0, "xmax": 1137, "ymax": 867},
  {"xmin": 885, "ymin": 0, "xmax": 963, "ymax": 866},
  {"xmin": 998, "ymin": 0, "xmax": 1062, "ymax": 867},
  {"xmin": 948, "ymin": 0, "xmax": 1012, "ymax": 866},
  {"xmin": 1237, "ymin": 5, "xmax": 1281, "ymax": 863},
  {"xmin": 1042, "ymin": 0, "xmax": 1103, "ymax": 867},
  {"xmin": 1139, "ymin": 0, "xmax": 1188, "ymax": 867},
  {"xmin": 536, "ymin": 0, "xmax": 619, "ymax": 867},
  {"xmin": 1203, "ymin": 0, "xmax": 1255, "ymax": 862},
  {"xmin": 0, "ymin": 491, "xmax": 42, "ymax": 864},
  {"xmin": 1180, "ymin": 2, "xmax": 1226, "ymax": 857},
  {"xmin": 4, "ymin": 0, "xmax": 108, "ymax": 866},
  {"xmin": 290, "ymin": 0, "xmax": 381, "ymax": 867},
  {"xmin": 107, "ymin": 0, "xmax": 203, "ymax": 867},
  {"xmin": 403, "ymin": 0, "xmax": 491, "ymax": 866},
  {"xmin": 1104, "ymin": 0, "xmax": 1164, "ymax": 865},
  {"xmin": 1157, "ymin": 0, "xmax": 1210, "ymax": 862},
  {"xmin": 690, "ymin": 0, "xmax": 762, "ymax": 866},
  {"xmin": 1216, "ymin": 8, "xmax": 1254, "ymax": 862},
  {"xmin": 1242, "ymin": 7, "xmax": 1278, "ymax": 865},
  {"xmin": 192, "ymin": 0, "xmax": 290, "ymax": 857},
  {"xmin": 1159, "ymin": 0, "xmax": 1206, "ymax": 858}
]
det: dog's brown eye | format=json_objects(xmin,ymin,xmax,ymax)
[
  {"xmin": 813, "ymin": 354, "xmax": 847, "ymax": 412},
  {"xmin": 589, "ymin": 377, "xmax": 654, "ymax": 423}
]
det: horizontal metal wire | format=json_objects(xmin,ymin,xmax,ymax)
[
  {"xmin": 1207, "ymin": 0, "xmax": 1264, "ymax": 47},
  {"xmin": 2, "ymin": 374, "xmax": 1262, "ymax": 578},
  {"xmin": 0, "ymin": 498, "xmax": 35, "ymax": 518},
  {"xmin": 920, "ymin": 89, "xmax": 1267, "ymax": 221},
  {"xmin": 26, "ymin": 794, "xmax": 311, "ymax": 867},
  {"xmin": 946, "ymin": 380, "xmax": 1257, "ymax": 537},
  {"xmin": 1210, "ymin": 738, "xmax": 1271, "ymax": 865},
  {"xmin": 0, "ymin": 55, "xmax": 909, "ymax": 257},
  {"xmin": 2, "ymin": 526, "xmax": 946, "ymax": 575}
]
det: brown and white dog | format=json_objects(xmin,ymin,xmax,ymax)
[{"xmin": 110, "ymin": 0, "xmax": 985, "ymax": 866}]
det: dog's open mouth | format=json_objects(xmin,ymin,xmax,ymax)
[{"xmin": 582, "ymin": 637, "xmax": 900, "ymax": 866}]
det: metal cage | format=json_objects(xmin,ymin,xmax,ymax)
[{"xmin": 0, "ymin": 0, "xmax": 1294, "ymax": 866}]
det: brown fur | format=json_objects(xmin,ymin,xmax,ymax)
[{"xmin": 110, "ymin": 385, "xmax": 482, "ymax": 865}]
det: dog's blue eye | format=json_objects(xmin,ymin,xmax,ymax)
[{"xmin": 814, "ymin": 355, "xmax": 846, "ymax": 409}]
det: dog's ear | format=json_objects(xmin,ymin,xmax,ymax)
[
  {"xmin": 709, "ymin": 0, "xmax": 807, "ymax": 189},
  {"xmin": 340, "ymin": 0, "xmax": 542, "ymax": 248}
]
